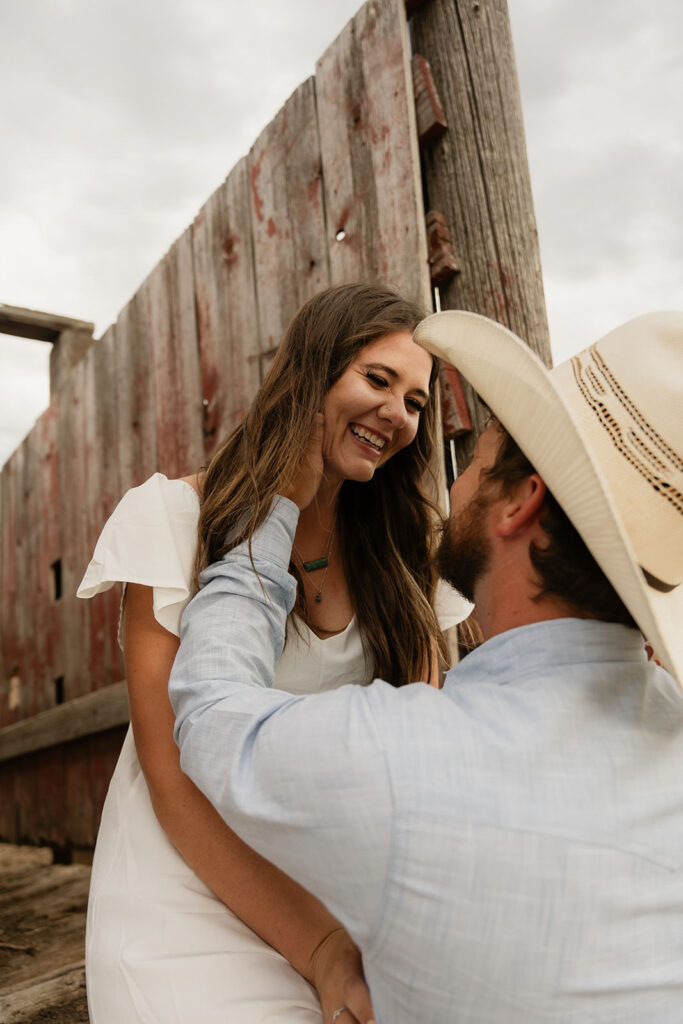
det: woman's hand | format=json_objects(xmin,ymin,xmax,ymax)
[
  {"xmin": 284, "ymin": 413, "xmax": 326, "ymax": 511},
  {"xmin": 309, "ymin": 927, "xmax": 376, "ymax": 1024}
]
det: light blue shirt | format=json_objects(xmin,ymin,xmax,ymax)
[{"xmin": 170, "ymin": 498, "xmax": 683, "ymax": 1023}]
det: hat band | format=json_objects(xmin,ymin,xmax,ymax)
[{"xmin": 642, "ymin": 568, "xmax": 678, "ymax": 594}]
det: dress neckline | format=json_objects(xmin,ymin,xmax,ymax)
[{"xmin": 293, "ymin": 615, "xmax": 357, "ymax": 644}]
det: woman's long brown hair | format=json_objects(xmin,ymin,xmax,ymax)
[{"xmin": 194, "ymin": 283, "xmax": 447, "ymax": 685}]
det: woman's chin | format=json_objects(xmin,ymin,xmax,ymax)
[{"xmin": 343, "ymin": 463, "xmax": 378, "ymax": 484}]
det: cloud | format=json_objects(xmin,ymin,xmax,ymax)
[
  {"xmin": 1, "ymin": 0, "xmax": 681, "ymax": 465},
  {"xmin": 0, "ymin": 335, "xmax": 51, "ymax": 468}
]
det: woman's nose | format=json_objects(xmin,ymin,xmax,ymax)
[{"xmin": 379, "ymin": 397, "xmax": 408, "ymax": 428}]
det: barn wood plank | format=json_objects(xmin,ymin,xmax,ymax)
[
  {"xmin": 115, "ymin": 294, "xmax": 157, "ymax": 494},
  {"xmin": 0, "ymin": 682, "xmax": 129, "ymax": 763},
  {"xmin": 0, "ymin": 768, "xmax": 16, "ymax": 838},
  {"xmin": 0, "ymin": 302, "xmax": 93, "ymax": 343},
  {"xmin": 20, "ymin": 436, "xmax": 41, "ymax": 718},
  {"xmin": 63, "ymin": 740, "xmax": 95, "ymax": 845},
  {"xmin": 0, "ymin": 463, "xmax": 17, "ymax": 729},
  {"xmin": 140, "ymin": 231, "xmax": 204, "ymax": 479},
  {"xmin": 87, "ymin": 326, "xmax": 123, "ymax": 690},
  {"xmin": 57, "ymin": 360, "xmax": 91, "ymax": 701},
  {"xmin": 166, "ymin": 229, "xmax": 204, "ymax": 475},
  {"xmin": 193, "ymin": 158, "xmax": 261, "ymax": 459},
  {"xmin": 315, "ymin": 0, "xmax": 430, "ymax": 307},
  {"xmin": 81, "ymin": 347, "xmax": 109, "ymax": 697},
  {"xmin": 30, "ymin": 401, "xmax": 61, "ymax": 716},
  {"xmin": 412, "ymin": 0, "xmax": 550, "ymax": 466},
  {"xmin": 0, "ymin": 449, "xmax": 24, "ymax": 728},
  {"xmin": 248, "ymin": 76, "xmax": 330, "ymax": 369}
]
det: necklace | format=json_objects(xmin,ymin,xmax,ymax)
[{"xmin": 291, "ymin": 518, "xmax": 336, "ymax": 603}]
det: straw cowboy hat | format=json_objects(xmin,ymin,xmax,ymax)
[{"xmin": 414, "ymin": 311, "xmax": 683, "ymax": 685}]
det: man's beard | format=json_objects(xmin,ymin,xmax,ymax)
[{"xmin": 436, "ymin": 492, "xmax": 492, "ymax": 604}]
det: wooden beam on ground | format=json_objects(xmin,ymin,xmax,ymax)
[
  {"xmin": 0, "ymin": 682, "xmax": 129, "ymax": 763},
  {"xmin": 0, "ymin": 304, "xmax": 94, "ymax": 344}
]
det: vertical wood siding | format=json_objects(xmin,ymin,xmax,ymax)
[{"xmin": 0, "ymin": 0, "xmax": 429, "ymax": 846}]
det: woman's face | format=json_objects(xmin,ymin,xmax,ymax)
[{"xmin": 321, "ymin": 330, "xmax": 433, "ymax": 484}]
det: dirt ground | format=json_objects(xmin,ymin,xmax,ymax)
[{"xmin": 0, "ymin": 843, "xmax": 90, "ymax": 1023}]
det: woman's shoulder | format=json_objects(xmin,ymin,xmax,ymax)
[
  {"xmin": 77, "ymin": 473, "xmax": 201, "ymax": 607},
  {"xmin": 117, "ymin": 472, "xmax": 201, "ymax": 516},
  {"xmin": 178, "ymin": 473, "xmax": 202, "ymax": 496}
]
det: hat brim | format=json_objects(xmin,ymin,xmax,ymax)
[{"xmin": 414, "ymin": 310, "xmax": 681, "ymax": 684}]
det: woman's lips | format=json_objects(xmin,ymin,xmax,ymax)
[{"xmin": 348, "ymin": 423, "xmax": 387, "ymax": 456}]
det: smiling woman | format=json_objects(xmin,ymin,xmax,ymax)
[
  {"xmin": 77, "ymin": 282, "xmax": 470, "ymax": 1024},
  {"xmin": 321, "ymin": 331, "xmax": 433, "ymax": 485}
]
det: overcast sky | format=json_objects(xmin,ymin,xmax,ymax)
[{"xmin": 1, "ymin": 0, "xmax": 681, "ymax": 468}]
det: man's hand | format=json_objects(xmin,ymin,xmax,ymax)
[{"xmin": 283, "ymin": 413, "xmax": 326, "ymax": 511}]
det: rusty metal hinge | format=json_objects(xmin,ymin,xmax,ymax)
[
  {"xmin": 412, "ymin": 54, "xmax": 447, "ymax": 148},
  {"xmin": 426, "ymin": 210, "xmax": 460, "ymax": 286}
]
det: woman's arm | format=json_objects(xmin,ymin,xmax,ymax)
[{"xmin": 123, "ymin": 582, "xmax": 373, "ymax": 1023}]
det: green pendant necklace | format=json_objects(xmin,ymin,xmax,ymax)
[{"xmin": 291, "ymin": 517, "xmax": 336, "ymax": 602}]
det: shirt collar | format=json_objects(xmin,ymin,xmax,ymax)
[{"xmin": 444, "ymin": 618, "xmax": 646, "ymax": 690}]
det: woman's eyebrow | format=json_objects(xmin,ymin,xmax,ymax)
[{"xmin": 363, "ymin": 362, "xmax": 430, "ymax": 402}]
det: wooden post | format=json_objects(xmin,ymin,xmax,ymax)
[
  {"xmin": 49, "ymin": 327, "xmax": 95, "ymax": 394},
  {"xmin": 410, "ymin": 0, "xmax": 551, "ymax": 470}
]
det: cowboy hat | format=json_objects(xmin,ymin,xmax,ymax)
[{"xmin": 414, "ymin": 311, "xmax": 683, "ymax": 685}]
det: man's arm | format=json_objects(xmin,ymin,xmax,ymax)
[{"xmin": 169, "ymin": 497, "xmax": 394, "ymax": 947}]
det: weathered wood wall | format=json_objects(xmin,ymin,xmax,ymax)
[
  {"xmin": 0, "ymin": 0, "xmax": 434, "ymax": 848},
  {"xmin": 0, "ymin": 0, "xmax": 550, "ymax": 849}
]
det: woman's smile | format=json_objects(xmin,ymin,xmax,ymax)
[{"xmin": 348, "ymin": 422, "xmax": 389, "ymax": 454}]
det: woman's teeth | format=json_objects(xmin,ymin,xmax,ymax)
[{"xmin": 350, "ymin": 425, "xmax": 386, "ymax": 450}]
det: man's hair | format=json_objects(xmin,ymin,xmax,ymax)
[{"xmin": 485, "ymin": 420, "xmax": 637, "ymax": 628}]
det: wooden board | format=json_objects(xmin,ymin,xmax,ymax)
[
  {"xmin": 192, "ymin": 158, "xmax": 262, "ymax": 459},
  {"xmin": 411, "ymin": 0, "xmax": 551, "ymax": 467},
  {"xmin": 316, "ymin": 0, "xmax": 430, "ymax": 307},
  {"xmin": 0, "ymin": 683, "xmax": 128, "ymax": 763},
  {"xmin": 139, "ymin": 228, "xmax": 204, "ymax": 480},
  {"xmin": 0, "ymin": 448, "xmax": 25, "ymax": 728},
  {"xmin": 114, "ymin": 293, "xmax": 158, "ymax": 494},
  {"xmin": 84, "ymin": 326, "xmax": 123, "ymax": 691},
  {"xmin": 0, "ymin": 726, "xmax": 126, "ymax": 847},
  {"xmin": 27, "ymin": 400, "xmax": 61, "ymax": 716},
  {"xmin": 56, "ymin": 360, "xmax": 91, "ymax": 702},
  {"xmin": 248, "ymin": 76, "xmax": 330, "ymax": 367}
]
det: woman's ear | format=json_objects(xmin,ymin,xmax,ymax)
[{"xmin": 495, "ymin": 474, "xmax": 547, "ymax": 538}]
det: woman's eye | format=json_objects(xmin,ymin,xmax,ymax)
[
  {"xmin": 406, "ymin": 398, "xmax": 425, "ymax": 413},
  {"xmin": 366, "ymin": 372, "xmax": 389, "ymax": 388}
]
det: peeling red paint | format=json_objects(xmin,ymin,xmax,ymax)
[
  {"xmin": 250, "ymin": 150, "xmax": 265, "ymax": 222},
  {"xmin": 336, "ymin": 205, "xmax": 350, "ymax": 232},
  {"xmin": 371, "ymin": 123, "xmax": 391, "ymax": 147},
  {"xmin": 222, "ymin": 233, "xmax": 239, "ymax": 265},
  {"xmin": 266, "ymin": 217, "xmax": 277, "ymax": 238}
]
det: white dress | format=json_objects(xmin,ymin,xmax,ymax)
[{"xmin": 77, "ymin": 473, "xmax": 470, "ymax": 1024}]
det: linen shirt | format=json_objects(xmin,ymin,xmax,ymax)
[{"xmin": 170, "ymin": 498, "xmax": 683, "ymax": 1024}]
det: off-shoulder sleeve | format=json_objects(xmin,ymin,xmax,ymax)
[
  {"xmin": 434, "ymin": 578, "xmax": 473, "ymax": 631},
  {"xmin": 77, "ymin": 473, "xmax": 200, "ymax": 639}
]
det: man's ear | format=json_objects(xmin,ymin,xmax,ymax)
[{"xmin": 495, "ymin": 474, "xmax": 547, "ymax": 538}]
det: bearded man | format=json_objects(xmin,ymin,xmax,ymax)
[{"xmin": 169, "ymin": 310, "xmax": 683, "ymax": 1024}]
